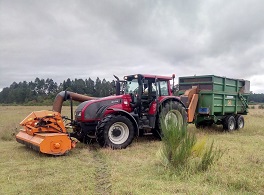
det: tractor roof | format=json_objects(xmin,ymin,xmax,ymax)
[{"xmin": 124, "ymin": 74, "xmax": 173, "ymax": 81}]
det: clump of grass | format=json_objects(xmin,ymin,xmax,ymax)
[
  {"xmin": 196, "ymin": 141, "xmax": 223, "ymax": 171},
  {"xmin": 0, "ymin": 125, "xmax": 19, "ymax": 141},
  {"xmin": 1, "ymin": 133, "xmax": 13, "ymax": 141},
  {"xmin": 258, "ymin": 104, "xmax": 264, "ymax": 109},
  {"xmin": 158, "ymin": 112, "xmax": 223, "ymax": 173},
  {"xmin": 250, "ymin": 105, "xmax": 255, "ymax": 109}
]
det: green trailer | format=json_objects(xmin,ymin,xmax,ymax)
[{"xmin": 178, "ymin": 75, "xmax": 250, "ymax": 131}]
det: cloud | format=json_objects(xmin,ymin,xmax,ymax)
[{"xmin": 0, "ymin": 0, "xmax": 264, "ymax": 93}]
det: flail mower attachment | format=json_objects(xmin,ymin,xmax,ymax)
[{"xmin": 16, "ymin": 110, "xmax": 76, "ymax": 155}]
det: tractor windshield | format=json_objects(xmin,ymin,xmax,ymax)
[{"xmin": 125, "ymin": 79, "xmax": 139, "ymax": 94}]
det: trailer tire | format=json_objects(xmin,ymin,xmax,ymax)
[
  {"xmin": 153, "ymin": 101, "xmax": 187, "ymax": 139},
  {"xmin": 235, "ymin": 115, "xmax": 244, "ymax": 130},
  {"xmin": 96, "ymin": 114, "xmax": 134, "ymax": 149},
  {"xmin": 223, "ymin": 115, "xmax": 236, "ymax": 131}
]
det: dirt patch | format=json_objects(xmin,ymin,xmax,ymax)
[{"xmin": 89, "ymin": 145, "xmax": 111, "ymax": 195}]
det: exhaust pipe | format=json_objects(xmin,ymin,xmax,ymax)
[{"xmin": 52, "ymin": 91, "xmax": 98, "ymax": 113}]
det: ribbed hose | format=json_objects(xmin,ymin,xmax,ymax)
[{"xmin": 52, "ymin": 91, "xmax": 97, "ymax": 113}]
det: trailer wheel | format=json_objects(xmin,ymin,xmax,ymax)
[
  {"xmin": 235, "ymin": 115, "xmax": 244, "ymax": 130},
  {"xmin": 223, "ymin": 115, "xmax": 236, "ymax": 131},
  {"xmin": 96, "ymin": 115, "xmax": 134, "ymax": 149},
  {"xmin": 153, "ymin": 101, "xmax": 187, "ymax": 139}
]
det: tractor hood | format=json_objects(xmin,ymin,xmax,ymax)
[{"xmin": 75, "ymin": 95, "xmax": 131, "ymax": 121}]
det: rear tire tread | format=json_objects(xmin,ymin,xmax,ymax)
[{"xmin": 153, "ymin": 101, "xmax": 187, "ymax": 139}]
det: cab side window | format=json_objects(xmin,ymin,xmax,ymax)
[{"xmin": 160, "ymin": 81, "xmax": 169, "ymax": 96}]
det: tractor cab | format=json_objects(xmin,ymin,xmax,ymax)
[{"xmin": 123, "ymin": 74, "xmax": 175, "ymax": 130}]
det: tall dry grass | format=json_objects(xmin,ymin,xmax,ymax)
[{"xmin": 0, "ymin": 106, "xmax": 263, "ymax": 194}]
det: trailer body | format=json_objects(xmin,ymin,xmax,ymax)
[{"xmin": 179, "ymin": 75, "xmax": 250, "ymax": 129}]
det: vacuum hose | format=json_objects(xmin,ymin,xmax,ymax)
[{"xmin": 52, "ymin": 91, "xmax": 97, "ymax": 113}]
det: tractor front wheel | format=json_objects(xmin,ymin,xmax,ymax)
[{"xmin": 96, "ymin": 115, "xmax": 134, "ymax": 149}]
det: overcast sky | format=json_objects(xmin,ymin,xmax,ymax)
[{"xmin": 0, "ymin": 0, "xmax": 264, "ymax": 93}]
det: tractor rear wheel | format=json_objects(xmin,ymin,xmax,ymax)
[
  {"xmin": 96, "ymin": 115, "xmax": 134, "ymax": 149},
  {"xmin": 153, "ymin": 101, "xmax": 187, "ymax": 139},
  {"xmin": 223, "ymin": 115, "xmax": 236, "ymax": 131}
]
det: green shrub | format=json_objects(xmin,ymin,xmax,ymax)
[
  {"xmin": 158, "ymin": 112, "xmax": 223, "ymax": 173},
  {"xmin": 159, "ymin": 117, "xmax": 194, "ymax": 170},
  {"xmin": 250, "ymin": 105, "xmax": 255, "ymax": 109}
]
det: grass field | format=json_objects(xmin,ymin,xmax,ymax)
[{"xmin": 0, "ymin": 106, "xmax": 263, "ymax": 194}]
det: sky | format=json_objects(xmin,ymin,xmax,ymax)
[{"xmin": 0, "ymin": 0, "xmax": 264, "ymax": 93}]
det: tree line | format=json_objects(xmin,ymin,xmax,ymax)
[
  {"xmin": 0, "ymin": 77, "xmax": 263, "ymax": 105},
  {"xmin": 249, "ymin": 93, "xmax": 264, "ymax": 103},
  {"xmin": 0, "ymin": 77, "xmax": 115, "ymax": 105}
]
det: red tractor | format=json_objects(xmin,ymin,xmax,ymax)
[
  {"xmin": 16, "ymin": 73, "xmax": 198, "ymax": 155},
  {"xmin": 69, "ymin": 74, "xmax": 188, "ymax": 149},
  {"xmin": 16, "ymin": 73, "xmax": 248, "ymax": 155}
]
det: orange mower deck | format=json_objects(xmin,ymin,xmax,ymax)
[
  {"xmin": 16, "ymin": 110, "xmax": 75, "ymax": 155},
  {"xmin": 16, "ymin": 130, "xmax": 74, "ymax": 155}
]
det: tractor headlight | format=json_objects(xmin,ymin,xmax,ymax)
[{"xmin": 123, "ymin": 100, "xmax": 129, "ymax": 105}]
